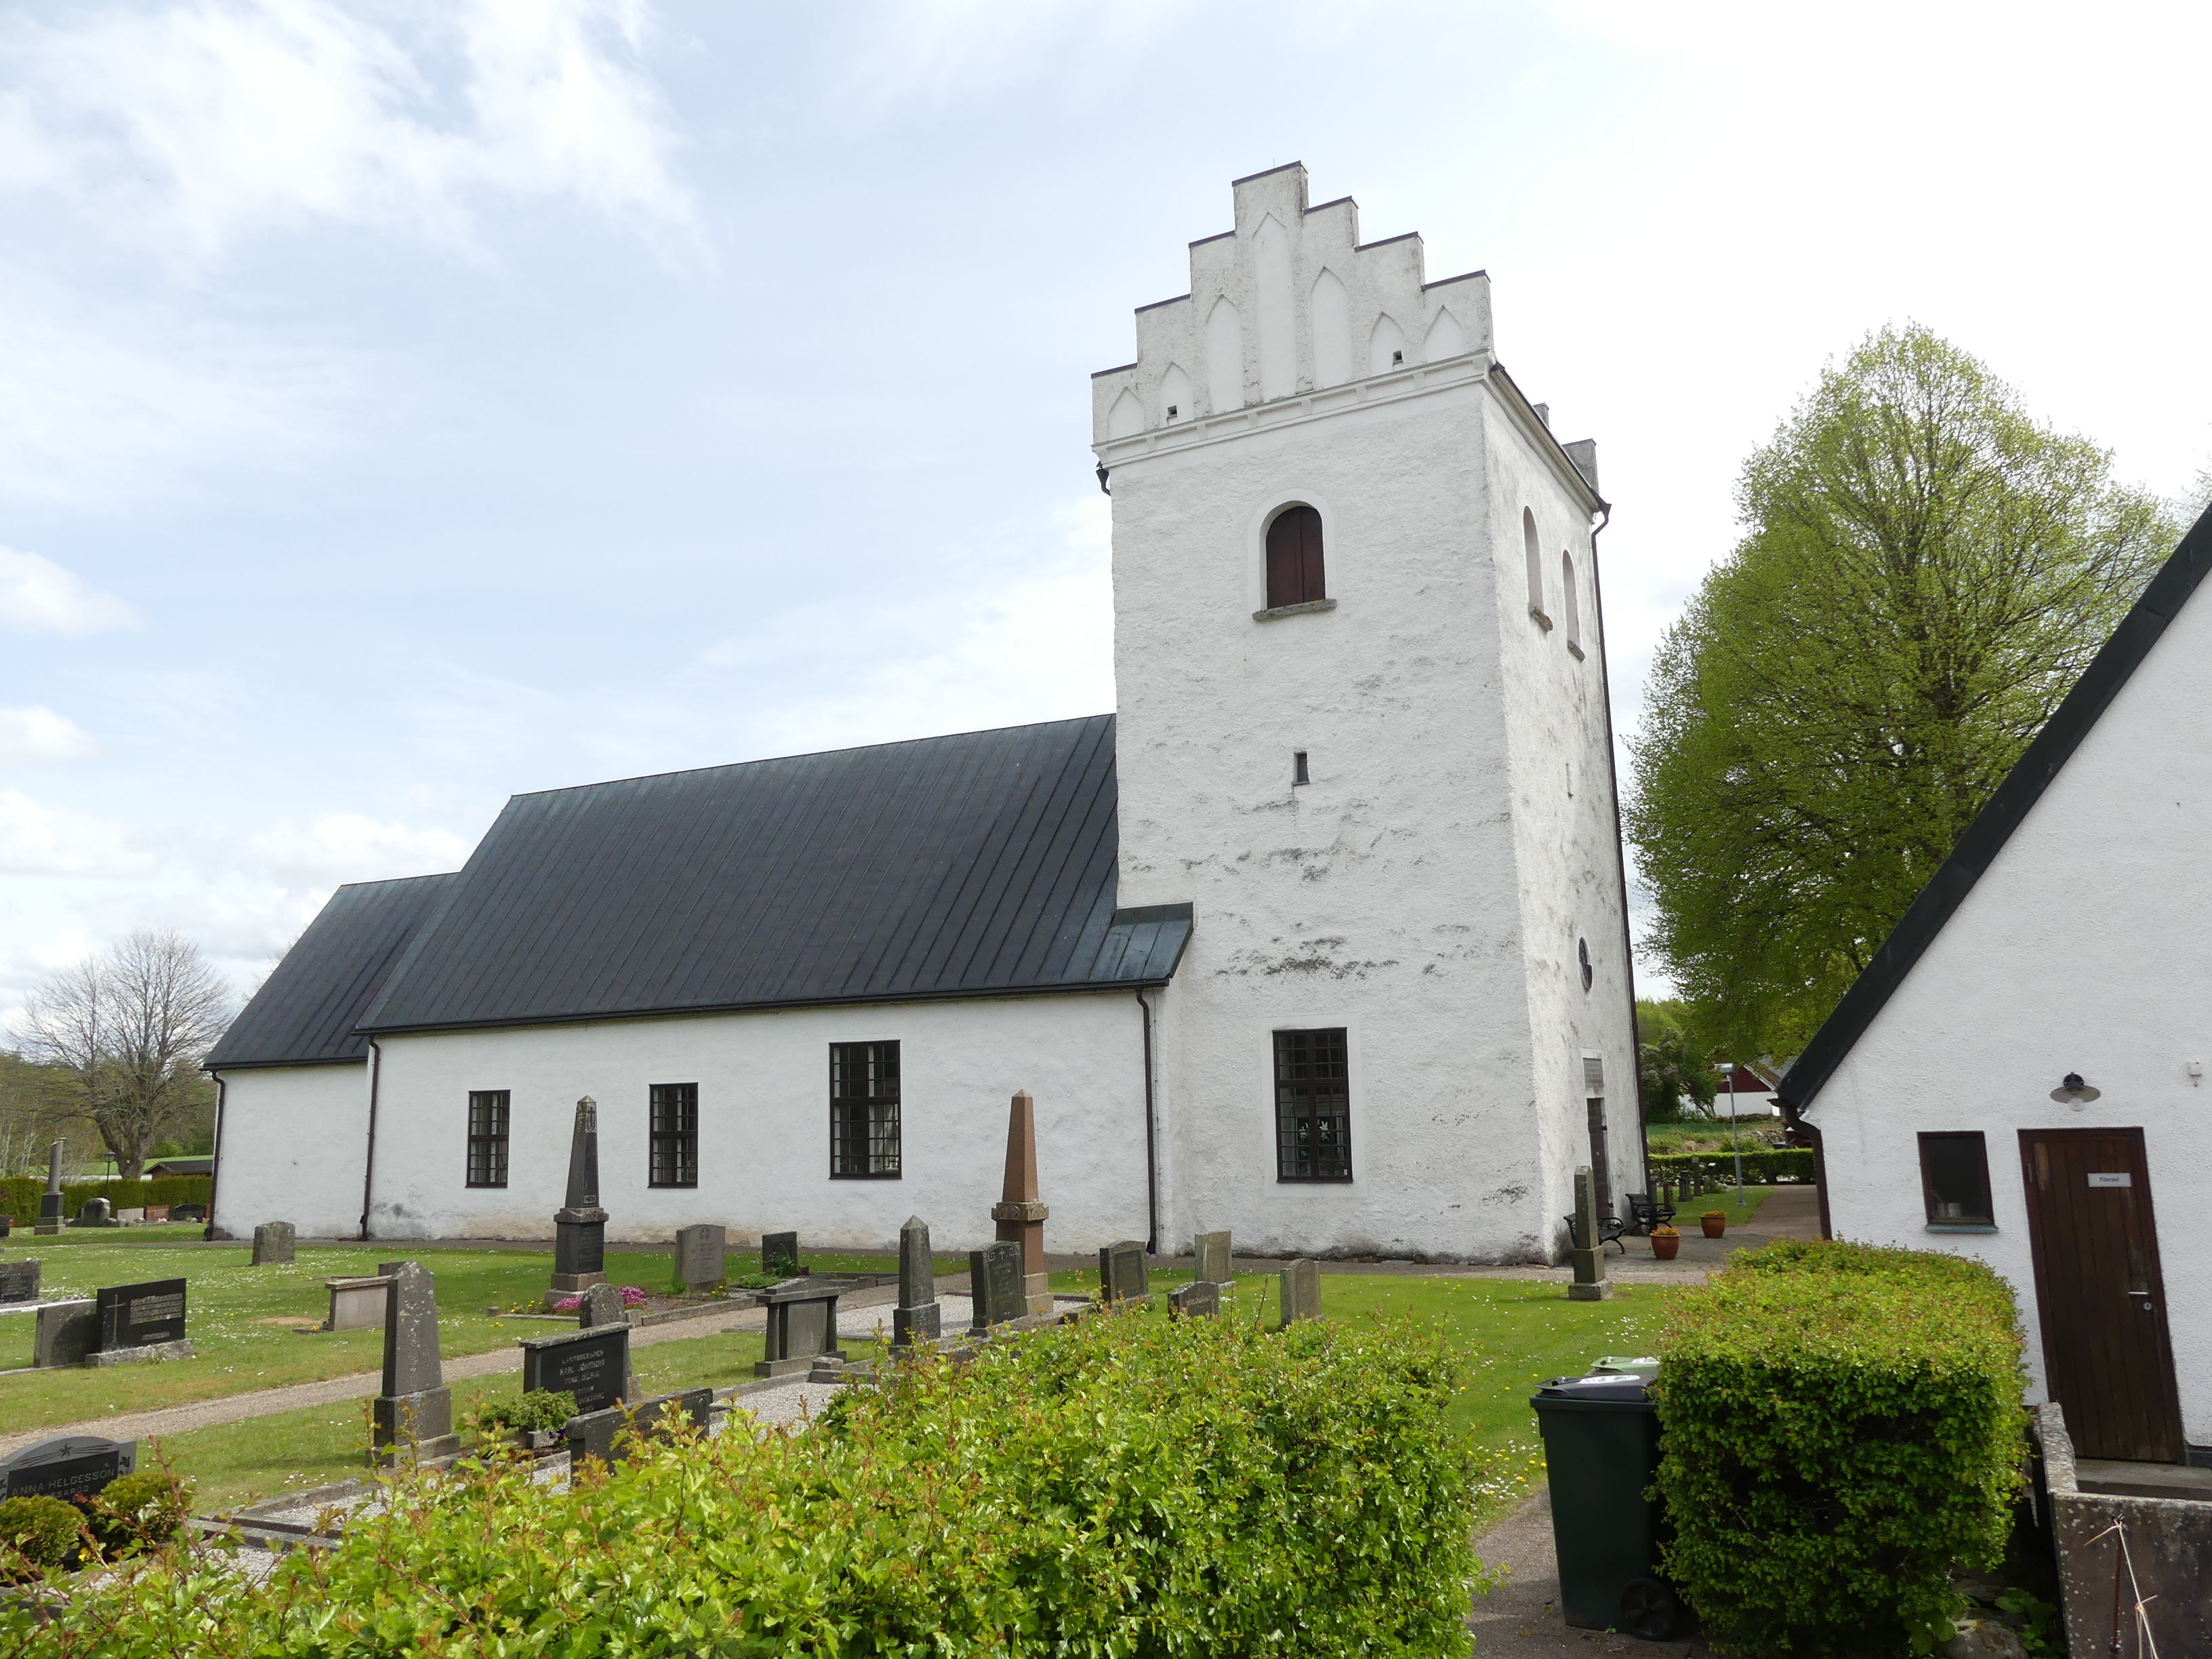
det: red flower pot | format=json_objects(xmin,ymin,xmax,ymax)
[
  {"xmin": 1701, "ymin": 1212, "xmax": 1727, "ymax": 1238},
  {"xmin": 1650, "ymin": 1232, "xmax": 1681, "ymax": 1261}
]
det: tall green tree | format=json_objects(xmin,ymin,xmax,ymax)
[{"xmin": 1630, "ymin": 325, "xmax": 2173, "ymax": 1057}]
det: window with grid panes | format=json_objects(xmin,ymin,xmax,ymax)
[
  {"xmin": 649, "ymin": 1082, "xmax": 699, "ymax": 1188},
  {"xmin": 466, "ymin": 1090, "xmax": 509, "ymax": 1188},
  {"xmin": 830, "ymin": 1041, "xmax": 901, "ymax": 1177},
  {"xmin": 1274, "ymin": 1027, "xmax": 1351, "ymax": 1181}
]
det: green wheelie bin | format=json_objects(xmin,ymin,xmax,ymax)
[{"xmin": 1528, "ymin": 1371, "xmax": 1689, "ymax": 1640}]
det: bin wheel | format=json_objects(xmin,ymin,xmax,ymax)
[{"xmin": 1619, "ymin": 1578, "xmax": 1684, "ymax": 1641}]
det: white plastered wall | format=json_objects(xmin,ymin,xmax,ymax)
[
  {"xmin": 1810, "ymin": 570, "xmax": 2212, "ymax": 1445},
  {"xmin": 359, "ymin": 991, "xmax": 1150, "ymax": 1252},
  {"xmin": 210, "ymin": 1062, "xmax": 370, "ymax": 1240}
]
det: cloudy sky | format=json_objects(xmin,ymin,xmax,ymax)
[{"xmin": 0, "ymin": 0, "xmax": 2206, "ymax": 1021}]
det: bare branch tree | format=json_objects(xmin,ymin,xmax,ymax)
[{"xmin": 20, "ymin": 930, "xmax": 234, "ymax": 1180}]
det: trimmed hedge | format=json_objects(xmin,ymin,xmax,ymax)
[
  {"xmin": 1647, "ymin": 1147, "xmax": 1815, "ymax": 1187},
  {"xmin": 1654, "ymin": 1240, "xmax": 2026, "ymax": 1658},
  {"xmin": 6, "ymin": 1303, "xmax": 1484, "ymax": 1657},
  {"xmin": 0, "ymin": 1176, "xmax": 211, "ymax": 1223}
]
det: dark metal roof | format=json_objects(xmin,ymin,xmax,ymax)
[
  {"xmin": 356, "ymin": 714, "xmax": 1188, "ymax": 1036},
  {"xmin": 207, "ymin": 874, "xmax": 455, "ymax": 1069},
  {"xmin": 1782, "ymin": 507, "xmax": 2212, "ymax": 1115}
]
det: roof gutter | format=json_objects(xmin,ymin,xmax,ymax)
[
  {"xmin": 204, "ymin": 1073, "xmax": 228, "ymax": 1243},
  {"xmin": 359, "ymin": 1036, "xmax": 383, "ymax": 1242}
]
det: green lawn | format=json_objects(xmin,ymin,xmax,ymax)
[{"xmin": 1671, "ymin": 1183, "xmax": 1778, "ymax": 1227}]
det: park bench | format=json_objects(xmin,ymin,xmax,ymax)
[
  {"xmin": 1624, "ymin": 1193, "xmax": 1675, "ymax": 1235},
  {"xmin": 1564, "ymin": 1210, "xmax": 1627, "ymax": 1255}
]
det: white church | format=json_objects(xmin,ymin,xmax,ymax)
[{"xmin": 206, "ymin": 165, "xmax": 1640, "ymax": 1264}]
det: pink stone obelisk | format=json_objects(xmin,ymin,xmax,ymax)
[{"xmin": 991, "ymin": 1090, "xmax": 1052, "ymax": 1315}]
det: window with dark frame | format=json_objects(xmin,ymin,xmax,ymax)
[
  {"xmin": 830, "ymin": 1041, "xmax": 901, "ymax": 1177},
  {"xmin": 1265, "ymin": 505, "xmax": 1326, "ymax": 609},
  {"xmin": 649, "ymin": 1082, "xmax": 699, "ymax": 1189},
  {"xmin": 1919, "ymin": 1131, "xmax": 1993, "ymax": 1225},
  {"xmin": 466, "ymin": 1090, "xmax": 510, "ymax": 1189},
  {"xmin": 1274, "ymin": 1027, "xmax": 1351, "ymax": 1181}
]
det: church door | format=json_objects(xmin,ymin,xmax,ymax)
[{"xmin": 2018, "ymin": 1128, "xmax": 2184, "ymax": 1462}]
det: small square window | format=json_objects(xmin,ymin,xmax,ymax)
[
  {"xmin": 466, "ymin": 1090, "xmax": 509, "ymax": 1188},
  {"xmin": 830, "ymin": 1041, "xmax": 901, "ymax": 1178},
  {"xmin": 1919, "ymin": 1132, "xmax": 1992, "ymax": 1225},
  {"xmin": 650, "ymin": 1083, "xmax": 699, "ymax": 1189}
]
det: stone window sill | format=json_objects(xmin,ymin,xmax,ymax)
[
  {"xmin": 1254, "ymin": 598, "xmax": 1338, "ymax": 622},
  {"xmin": 1529, "ymin": 605, "xmax": 1553, "ymax": 630},
  {"xmin": 1925, "ymin": 1222, "xmax": 1998, "ymax": 1234},
  {"xmin": 1566, "ymin": 641, "xmax": 1585, "ymax": 661}
]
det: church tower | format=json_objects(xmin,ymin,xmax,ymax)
[{"xmin": 1092, "ymin": 164, "xmax": 1637, "ymax": 1262}]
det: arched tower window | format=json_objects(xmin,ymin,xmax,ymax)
[
  {"xmin": 1560, "ymin": 550, "xmax": 1580, "ymax": 648},
  {"xmin": 1265, "ymin": 505, "xmax": 1326, "ymax": 609},
  {"xmin": 1522, "ymin": 508, "xmax": 1546, "ymax": 621}
]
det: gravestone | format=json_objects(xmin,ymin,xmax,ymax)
[
  {"xmin": 0, "ymin": 1216, "xmax": 10, "ymax": 1237},
  {"xmin": 1193, "ymin": 1231, "xmax": 1232, "ymax": 1286},
  {"xmin": 1169, "ymin": 1279, "xmax": 1220, "ymax": 1318},
  {"xmin": 325, "ymin": 1275, "xmax": 391, "ymax": 1332},
  {"xmin": 550, "ymin": 1097, "xmax": 609, "ymax": 1301},
  {"xmin": 674, "ymin": 1224, "xmax": 726, "ymax": 1293},
  {"xmin": 1278, "ymin": 1259, "xmax": 1322, "ymax": 1326},
  {"xmin": 563, "ymin": 1387, "xmax": 712, "ymax": 1468},
  {"xmin": 0, "ymin": 1259, "xmax": 40, "ymax": 1304},
  {"xmin": 1098, "ymin": 1240, "xmax": 1148, "ymax": 1303},
  {"xmin": 35, "ymin": 1141, "xmax": 65, "ymax": 1235},
  {"xmin": 143, "ymin": 1204, "xmax": 171, "ymax": 1224},
  {"xmin": 34, "ymin": 1300, "xmax": 98, "ymax": 1368},
  {"xmin": 1567, "ymin": 1166, "xmax": 1612, "ymax": 1303},
  {"xmin": 89, "ymin": 1277, "xmax": 192, "ymax": 1365},
  {"xmin": 760, "ymin": 1231, "xmax": 800, "ymax": 1279},
  {"xmin": 990, "ymin": 1090, "xmax": 1052, "ymax": 1315},
  {"xmin": 0, "ymin": 1434, "xmax": 137, "ymax": 1502},
  {"xmin": 891, "ymin": 1214, "xmax": 941, "ymax": 1348},
  {"xmin": 578, "ymin": 1282, "xmax": 627, "ymax": 1328},
  {"xmin": 757, "ymin": 1282, "xmax": 844, "ymax": 1376},
  {"xmin": 968, "ymin": 1241, "xmax": 1024, "ymax": 1332},
  {"xmin": 170, "ymin": 1204, "xmax": 207, "ymax": 1224},
  {"xmin": 72, "ymin": 1197, "xmax": 115, "ymax": 1229},
  {"xmin": 521, "ymin": 1323, "xmax": 634, "ymax": 1412},
  {"xmin": 372, "ymin": 1260, "xmax": 460, "ymax": 1462},
  {"xmin": 252, "ymin": 1221, "xmax": 296, "ymax": 1265}
]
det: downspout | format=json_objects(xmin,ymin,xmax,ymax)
[
  {"xmin": 360, "ymin": 1037, "xmax": 384, "ymax": 1242},
  {"xmin": 204, "ymin": 1073, "xmax": 227, "ymax": 1242},
  {"xmin": 1136, "ymin": 987, "xmax": 1158, "ymax": 1255},
  {"xmin": 1586, "ymin": 501, "xmax": 1651, "ymax": 1199}
]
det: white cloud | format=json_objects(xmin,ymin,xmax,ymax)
[
  {"xmin": 0, "ymin": 790, "xmax": 152, "ymax": 876},
  {"xmin": 0, "ymin": 545, "xmax": 138, "ymax": 634},
  {"xmin": 0, "ymin": 707, "xmax": 100, "ymax": 763},
  {"xmin": 244, "ymin": 811, "xmax": 472, "ymax": 884},
  {"xmin": 0, "ymin": 0, "xmax": 698, "ymax": 262}
]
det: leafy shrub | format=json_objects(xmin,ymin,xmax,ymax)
[
  {"xmin": 1654, "ymin": 1240, "xmax": 2026, "ymax": 1658},
  {"xmin": 472, "ymin": 1390, "xmax": 579, "ymax": 1433},
  {"xmin": 12, "ymin": 1306, "xmax": 1483, "ymax": 1658},
  {"xmin": 0, "ymin": 1494, "xmax": 81, "ymax": 1573},
  {"xmin": 1649, "ymin": 1147, "xmax": 1816, "ymax": 1185},
  {"xmin": 84, "ymin": 1469, "xmax": 193, "ymax": 1558}
]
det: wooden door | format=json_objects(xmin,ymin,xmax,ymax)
[{"xmin": 2018, "ymin": 1128, "xmax": 2184, "ymax": 1462}]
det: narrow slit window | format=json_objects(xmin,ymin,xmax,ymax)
[
  {"xmin": 1293, "ymin": 750, "xmax": 1310, "ymax": 785},
  {"xmin": 466, "ymin": 1090, "xmax": 509, "ymax": 1189},
  {"xmin": 1561, "ymin": 550, "xmax": 1581, "ymax": 647},
  {"xmin": 650, "ymin": 1082, "xmax": 699, "ymax": 1189},
  {"xmin": 1919, "ymin": 1132, "xmax": 1993, "ymax": 1225},
  {"xmin": 830, "ymin": 1041, "xmax": 901, "ymax": 1177},
  {"xmin": 1523, "ymin": 508, "xmax": 1547, "ymax": 621},
  {"xmin": 1265, "ymin": 505, "xmax": 1326, "ymax": 610},
  {"xmin": 1274, "ymin": 1027, "xmax": 1351, "ymax": 1181}
]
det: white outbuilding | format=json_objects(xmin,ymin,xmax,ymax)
[
  {"xmin": 207, "ymin": 165, "xmax": 1641, "ymax": 1265},
  {"xmin": 1779, "ymin": 516, "xmax": 2212, "ymax": 1469}
]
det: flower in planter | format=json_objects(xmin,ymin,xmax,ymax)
[{"xmin": 1650, "ymin": 1224, "xmax": 1679, "ymax": 1237}]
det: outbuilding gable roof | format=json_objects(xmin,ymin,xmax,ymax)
[
  {"xmin": 1782, "ymin": 508, "xmax": 2212, "ymax": 1115},
  {"xmin": 354, "ymin": 714, "xmax": 1187, "ymax": 1036},
  {"xmin": 207, "ymin": 873, "xmax": 455, "ymax": 1069}
]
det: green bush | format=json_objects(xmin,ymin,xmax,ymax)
[
  {"xmin": 84, "ymin": 1469, "xmax": 194, "ymax": 1559},
  {"xmin": 472, "ymin": 1390, "xmax": 579, "ymax": 1433},
  {"xmin": 1654, "ymin": 1240, "xmax": 2026, "ymax": 1658},
  {"xmin": 11, "ymin": 1306, "xmax": 1483, "ymax": 1658},
  {"xmin": 0, "ymin": 1494, "xmax": 82, "ymax": 1574},
  {"xmin": 1648, "ymin": 1147, "xmax": 1816, "ymax": 1187}
]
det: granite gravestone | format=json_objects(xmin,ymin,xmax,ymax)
[
  {"xmin": 1098, "ymin": 1240, "xmax": 1148, "ymax": 1303},
  {"xmin": 1169, "ymin": 1279, "xmax": 1220, "ymax": 1318},
  {"xmin": 0, "ymin": 1434, "xmax": 137, "ymax": 1502},
  {"xmin": 550, "ymin": 1097, "xmax": 608, "ymax": 1301},
  {"xmin": 890, "ymin": 1215, "xmax": 941, "ymax": 1349},
  {"xmin": 674, "ymin": 1225, "xmax": 726, "ymax": 1293},
  {"xmin": 521, "ymin": 1323, "xmax": 633, "ymax": 1412},
  {"xmin": 760, "ymin": 1231, "xmax": 800, "ymax": 1279},
  {"xmin": 757, "ymin": 1282, "xmax": 844, "ymax": 1376},
  {"xmin": 35, "ymin": 1141, "xmax": 65, "ymax": 1235},
  {"xmin": 990, "ymin": 1090, "xmax": 1052, "ymax": 1316},
  {"xmin": 72, "ymin": 1197, "xmax": 115, "ymax": 1229},
  {"xmin": 0, "ymin": 1259, "xmax": 40, "ymax": 1304},
  {"xmin": 252, "ymin": 1221, "xmax": 296, "ymax": 1265},
  {"xmin": 564, "ymin": 1387, "xmax": 712, "ymax": 1468},
  {"xmin": 143, "ymin": 1204, "xmax": 171, "ymax": 1224},
  {"xmin": 578, "ymin": 1282, "xmax": 627, "ymax": 1328},
  {"xmin": 89, "ymin": 1277, "xmax": 191, "ymax": 1364},
  {"xmin": 968, "ymin": 1241, "xmax": 1024, "ymax": 1332},
  {"xmin": 34, "ymin": 1300, "xmax": 98, "ymax": 1367},
  {"xmin": 372, "ymin": 1260, "xmax": 460, "ymax": 1462},
  {"xmin": 325, "ymin": 1275, "xmax": 392, "ymax": 1332},
  {"xmin": 170, "ymin": 1204, "xmax": 207, "ymax": 1225},
  {"xmin": 1567, "ymin": 1167, "xmax": 1612, "ymax": 1303},
  {"xmin": 1193, "ymin": 1231, "xmax": 1232, "ymax": 1288},
  {"xmin": 1278, "ymin": 1259, "xmax": 1322, "ymax": 1326}
]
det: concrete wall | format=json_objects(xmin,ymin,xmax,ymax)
[
  {"xmin": 210, "ymin": 1062, "xmax": 369, "ymax": 1240},
  {"xmin": 1810, "ymin": 569, "xmax": 2212, "ymax": 1444},
  {"xmin": 2037, "ymin": 1405, "xmax": 2212, "ymax": 1659}
]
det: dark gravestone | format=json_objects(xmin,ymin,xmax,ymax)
[
  {"xmin": 36, "ymin": 1141, "xmax": 65, "ymax": 1235},
  {"xmin": 1193, "ymin": 1230, "xmax": 1232, "ymax": 1287},
  {"xmin": 0, "ymin": 1434, "xmax": 137, "ymax": 1502},
  {"xmin": 91, "ymin": 1277, "xmax": 188, "ymax": 1363},
  {"xmin": 252, "ymin": 1221, "xmax": 296, "ymax": 1265},
  {"xmin": 674, "ymin": 1225, "xmax": 726, "ymax": 1293},
  {"xmin": 372, "ymin": 1261, "xmax": 459, "ymax": 1462},
  {"xmin": 578, "ymin": 1282, "xmax": 627, "ymax": 1329},
  {"xmin": 0, "ymin": 1216, "xmax": 12, "ymax": 1237},
  {"xmin": 1278, "ymin": 1259, "xmax": 1322, "ymax": 1326},
  {"xmin": 760, "ymin": 1231, "xmax": 799, "ymax": 1279},
  {"xmin": 550, "ymin": 1097, "xmax": 608, "ymax": 1298},
  {"xmin": 0, "ymin": 1259, "xmax": 41, "ymax": 1304},
  {"xmin": 1169, "ymin": 1279, "xmax": 1221, "ymax": 1318},
  {"xmin": 563, "ymin": 1387, "xmax": 712, "ymax": 1468},
  {"xmin": 521, "ymin": 1324, "xmax": 633, "ymax": 1414},
  {"xmin": 891, "ymin": 1215, "xmax": 941, "ymax": 1349},
  {"xmin": 1098, "ymin": 1240, "xmax": 1148, "ymax": 1303},
  {"xmin": 170, "ymin": 1204, "xmax": 207, "ymax": 1224},
  {"xmin": 34, "ymin": 1300, "xmax": 98, "ymax": 1368},
  {"xmin": 758, "ymin": 1282, "xmax": 844, "ymax": 1376},
  {"xmin": 968, "ymin": 1241, "xmax": 1023, "ymax": 1332}
]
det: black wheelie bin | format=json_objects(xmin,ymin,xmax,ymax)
[{"xmin": 1528, "ymin": 1370, "xmax": 1690, "ymax": 1640}]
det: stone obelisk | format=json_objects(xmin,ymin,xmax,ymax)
[
  {"xmin": 1568, "ymin": 1166, "xmax": 1612, "ymax": 1303},
  {"xmin": 35, "ymin": 1141, "xmax": 65, "ymax": 1235},
  {"xmin": 549, "ymin": 1097, "xmax": 608, "ymax": 1305},
  {"xmin": 991, "ymin": 1090, "xmax": 1052, "ymax": 1316}
]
